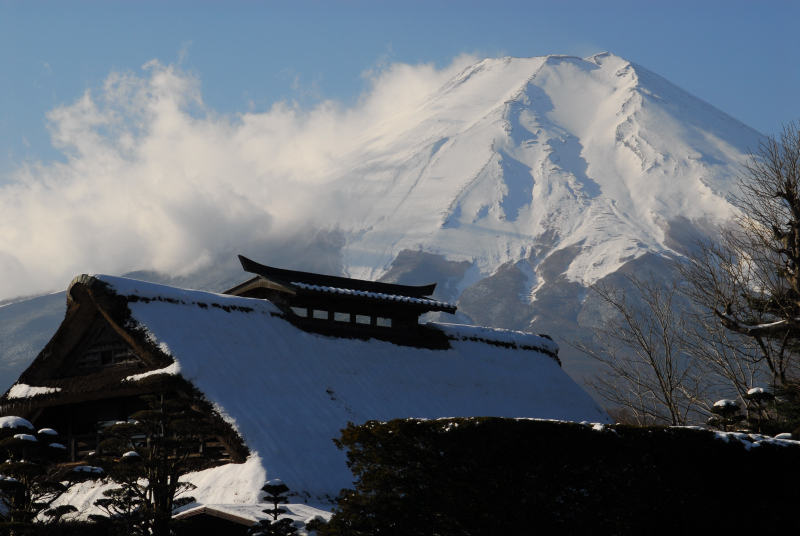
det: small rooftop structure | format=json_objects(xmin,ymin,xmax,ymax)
[{"xmin": 224, "ymin": 256, "xmax": 456, "ymax": 341}]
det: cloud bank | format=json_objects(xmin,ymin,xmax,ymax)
[{"xmin": 0, "ymin": 55, "xmax": 476, "ymax": 301}]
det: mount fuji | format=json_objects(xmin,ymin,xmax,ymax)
[{"xmin": 0, "ymin": 53, "xmax": 763, "ymax": 392}]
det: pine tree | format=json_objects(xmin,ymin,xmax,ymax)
[
  {"xmin": 249, "ymin": 480, "xmax": 298, "ymax": 536},
  {"xmin": 88, "ymin": 486, "xmax": 146, "ymax": 536},
  {"xmin": 88, "ymin": 374, "xmax": 223, "ymax": 536},
  {"xmin": 771, "ymin": 381, "xmax": 800, "ymax": 436},
  {"xmin": 707, "ymin": 399, "xmax": 745, "ymax": 432},
  {"xmin": 742, "ymin": 387, "xmax": 776, "ymax": 433},
  {"xmin": 0, "ymin": 417, "xmax": 100, "ymax": 535}
]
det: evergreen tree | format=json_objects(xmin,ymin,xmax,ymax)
[
  {"xmin": 323, "ymin": 417, "xmax": 800, "ymax": 536},
  {"xmin": 88, "ymin": 374, "xmax": 223, "ymax": 536},
  {"xmin": 88, "ymin": 486, "xmax": 146, "ymax": 536},
  {"xmin": 771, "ymin": 381, "xmax": 800, "ymax": 436},
  {"xmin": 249, "ymin": 480, "xmax": 297, "ymax": 536},
  {"xmin": 304, "ymin": 516, "xmax": 328, "ymax": 535},
  {"xmin": 261, "ymin": 479, "xmax": 290, "ymax": 521},
  {"xmin": 707, "ymin": 399, "xmax": 745, "ymax": 432},
  {"xmin": 0, "ymin": 417, "xmax": 100, "ymax": 535},
  {"xmin": 742, "ymin": 387, "xmax": 776, "ymax": 433}
]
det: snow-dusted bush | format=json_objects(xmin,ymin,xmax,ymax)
[
  {"xmin": 708, "ymin": 399, "xmax": 745, "ymax": 431},
  {"xmin": 0, "ymin": 419, "xmax": 102, "ymax": 533}
]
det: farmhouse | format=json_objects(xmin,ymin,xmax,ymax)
[{"xmin": 0, "ymin": 257, "xmax": 610, "ymax": 523}]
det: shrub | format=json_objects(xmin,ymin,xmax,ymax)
[{"xmin": 324, "ymin": 418, "xmax": 800, "ymax": 535}]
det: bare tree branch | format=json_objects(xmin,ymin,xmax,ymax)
[
  {"xmin": 678, "ymin": 119, "xmax": 800, "ymax": 388},
  {"xmin": 569, "ymin": 274, "xmax": 710, "ymax": 426}
]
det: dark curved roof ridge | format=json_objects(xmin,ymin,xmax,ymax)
[{"xmin": 237, "ymin": 255, "xmax": 438, "ymax": 298}]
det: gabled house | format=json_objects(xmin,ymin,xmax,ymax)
[
  {"xmin": 0, "ymin": 258, "xmax": 611, "ymax": 522},
  {"xmin": 0, "ymin": 273, "xmax": 244, "ymax": 463}
]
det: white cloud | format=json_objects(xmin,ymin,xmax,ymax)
[{"xmin": 0, "ymin": 55, "xmax": 477, "ymax": 300}]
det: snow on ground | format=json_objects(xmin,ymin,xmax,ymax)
[{"xmin": 87, "ymin": 274, "xmax": 609, "ymax": 505}]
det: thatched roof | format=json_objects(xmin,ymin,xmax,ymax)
[
  {"xmin": 1, "ymin": 275, "xmax": 173, "ymax": 411},
  {"xmin": 1, "ymin": 273, "xmax": 609, "ymax": 503}
]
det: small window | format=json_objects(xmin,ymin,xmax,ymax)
[
  {"xmin": 334, "ymin": 312, "xmax": 351, "ymax": 322},
  {"xmin": 376, "ymin": 317, "xmax": 392, "ymax": 327},
  {"xmin": 111, "ymin": 349, "xmax": 135, "ymax": 365},
  {"xmin": 313, "ymin": 310, "xmax": 329, "ymax": 320},
  {"xmin": 77, "ymin": 352, "xmax": 100, "ymax": 369},
  {"xmin": 355, "ymin": 315, "xmax": 371, "ymax": 325},
  {"xmin": 290, "ymin": 307, "xmax": 308, "ymax": 317}
]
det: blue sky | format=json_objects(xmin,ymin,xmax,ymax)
[
  {"xmin": 0, "ymin": 0, "xmax": 797, "ymax": 300},
  {"xmin": 1, "ymin": 0, "xmax": 798, "ymax": 177}
]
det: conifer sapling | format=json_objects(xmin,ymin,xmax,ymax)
[
  {"xmin": 249, "ymin": 479, "xmax": 298, "ymax": 535},
  {"xmin": 707, "ymin": 399, "xmax": 745, "ymax": 432}
]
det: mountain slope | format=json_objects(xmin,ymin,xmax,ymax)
[{"xmin": 331, "ymin": 53, "xmax": 756, "ymax": 286}]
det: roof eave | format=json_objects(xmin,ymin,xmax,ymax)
[
  {"xmin": 222, "ymin": 275, "xmax": 297, "ymax": 297},
  {"xmin": 238, "ymin": 255, "xmax": 438, "ymax": 298}
]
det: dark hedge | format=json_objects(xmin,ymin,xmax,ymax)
[{"xmin": 323, "ymin": 418, "xmax": 800, "ymax": 536}]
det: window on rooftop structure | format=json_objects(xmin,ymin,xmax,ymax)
[
  {"xmin": 355, "ymin": 315, "xmax": 371, "ymax": 325},
  {"xmin": 290, "ymin": 307, "xmax": 308, "ymax": 317},
  {"xmin": 334, "ymin": 312, "xmax": 350, "ymax": 322},
  {"xmin": 313, "ymin": 310, "xmax": 329, "ymax": 320},
  {"xmin": 376, "ymin": 317, "xmax": 392, "ymax": 328}
]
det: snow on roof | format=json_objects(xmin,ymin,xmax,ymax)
[
  {"xmin": 291, "ymin": 281, "xmax": 456, "ymax": 310},
  {"xmin": 174, "ymin": 502, "xmax": 330, "ymax": 528},
  {"xmin": 6, "ymin": 384, "xmax": 61, "ymax": 400},
  {"xmin": 432, "ymin": 322, "xmax": 558, "ymax": 357},
  {"xmin": 77, "ymin": 275, "xmax": 610, "ymax": 504}
]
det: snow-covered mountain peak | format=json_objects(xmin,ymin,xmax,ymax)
[{"xmin": 326, "ymin": 53, "xmax": 761, "ymax": 297}]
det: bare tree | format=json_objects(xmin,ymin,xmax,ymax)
[
  {"xmin": 572, "ymin": 121, "xmax": 800, "ymax": 425},
  {"xmin": 680, "ymin": 289, "xmax": 771, "ymax": 398},
  {"xmin": 570, "ymin": 274, "xmax": 710, "ymax": 426},
  {"xmin": 678, "ymin": 120, "xmax": 800, "ymax": 388}
]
